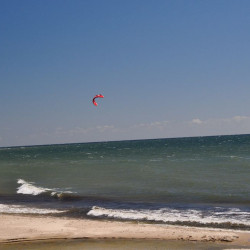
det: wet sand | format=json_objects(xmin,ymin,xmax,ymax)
[{"xmin": 0, "ymin": 214, "xmax": 249, "ymax": 248}]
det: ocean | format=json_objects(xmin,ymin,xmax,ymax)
[{"xmin": 0, "ymin": 134, "xmax": 250, "ymax": 230}]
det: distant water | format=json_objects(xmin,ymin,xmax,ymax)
[{"xmin": 0, "ymin": 135, "xmax": 250, "ymax": 229}]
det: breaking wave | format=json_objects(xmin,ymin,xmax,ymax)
[
  {"xmin": 17, "ymin": 179, "xmax": 80, "ymax": 200},
  {"xmin": 87, "ymin": 206, "xmax": 250, "ymax": 230}
]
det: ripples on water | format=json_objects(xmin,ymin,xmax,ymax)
[{"xmin": 0, "ymin": 134, "xmax": 250, "ymax": 229}]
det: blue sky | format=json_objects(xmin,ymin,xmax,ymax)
[{"xmin": 1, "ymin": 0, "xmax": 250, "ymax": 146}]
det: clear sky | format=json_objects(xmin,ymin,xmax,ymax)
[{"xmin": 1, "ymin": 0, "xmax": 250, "ymax": 146}]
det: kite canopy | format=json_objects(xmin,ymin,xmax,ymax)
[{"xmin": 92, "ymin": 94, "xmax": 104, "ymax": 106}]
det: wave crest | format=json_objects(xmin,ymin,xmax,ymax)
[
  {"xmin": 17, "ymin": 179, "xmax": 51, "ymax": 195},
  {"xmin": 17, "ymin": 179, "xmax": 77, "ymax": 200},
  {"xmin": 87, "ymin": 206, "xmax": 250, "ymax": 229}
]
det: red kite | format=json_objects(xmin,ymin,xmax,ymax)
[{"xmin": 92, "ymin": 94, "xmax": 104, "ymax": 106}]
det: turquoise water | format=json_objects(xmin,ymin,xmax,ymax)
[{"xmin": 0, "ymin": 134, "xmax": 250, "ymax": 229}]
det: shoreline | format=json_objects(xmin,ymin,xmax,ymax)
[{"xmin": 0, "ymin": 214, "xmax": 249, "ymax": 247}]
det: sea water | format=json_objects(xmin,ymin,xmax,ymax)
[{"xmin": 0, "ymin": 134, "xmax": 250, "ymax": 229}]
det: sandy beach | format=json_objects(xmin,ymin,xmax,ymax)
[{"xmin": 0, "ymin": 214, "xmax": 249, "ymax": 248}]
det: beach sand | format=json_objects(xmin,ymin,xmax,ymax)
[{"xmin": 0, "ymin": 214, "xmax": 249, "ymax": 248}]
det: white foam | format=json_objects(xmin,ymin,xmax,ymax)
[
  {"xmin": 0, "ymin": 204, "xmax": 64, "ymax": 214},
  {"xmin": 87, "ymin": 206, "xmax": 250, "ymax": 226},
  {"xmin": 17, "ymin": 179, "xmax": 52, "ymax": 195},
  {"xmin": 17, "ymin": 179, "xmax": 74, "ymax": 197}
]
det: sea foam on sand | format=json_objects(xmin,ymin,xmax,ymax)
[{"xmin": 0, "ymin": 204, "xmax": 63, "ymax": 214}]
